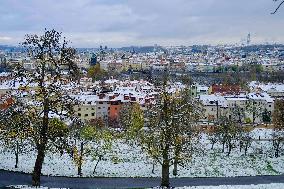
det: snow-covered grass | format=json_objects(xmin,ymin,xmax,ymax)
[
  {"xmin": 7, "ymin": 184, "xmax": 284, "ymax": 189},
  {"xmin": 7, "ymin": 186, "xmax": 67, "ymax": 189},
  {"xmin": 0, "ymin": 128, "xmax": 283, "ymax": 178},
  {"xmin": 174, "ymin": 183, "xmax": 284, "ymax": 189}
]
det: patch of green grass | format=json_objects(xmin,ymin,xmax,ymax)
[
  {"xmin": 213, "ymin": 166, "xmax": 220, "ymax": 176},
  {"xmin": 266, "ymin": 161, "xmax": 279, "ymax": 174},
  {"xmin": 111, "ymin": 156, "xmax": 122, "ymax": 164}
]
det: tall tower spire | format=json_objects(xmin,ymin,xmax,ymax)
[{"xmin": 247, "ymin": 33, "xmax": 251, "ymax": 46}]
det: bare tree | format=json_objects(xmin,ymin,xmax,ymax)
[
  {"xmin": 271, "ymin": 0, "xmax": 284, "ymax": 14},
  {"xmin": 217, "ymin": 116, "xmax": 242, "ymax": 156}
]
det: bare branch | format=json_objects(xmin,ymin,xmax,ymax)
[{"xmin": 271, "ymin": 0, "xmax": 284, "ymax": 14}]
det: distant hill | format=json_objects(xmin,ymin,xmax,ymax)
[
  {"xmin": 2, "ymin": 44, "xmax": 284, "ymax": 54},
  {"xmin": 117, "ymin": 46, "xmax": 166, "ymax": 53},
  {"xmin": 236, "ymin": 44, "xmax": 284, "ymax": 52},
  {"xmin": 0, "ymin": 45, "xmax": 24, "ymax": 52}
]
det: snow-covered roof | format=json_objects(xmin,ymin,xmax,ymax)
[
  {"xmin": 224, "ymin": 94, "xmax": 248, "ymax": 101},
  {"xmin": 71, "ymin": 95, "xmax": 98, "ymax": 105},
  {"xmin": 197, "ymin": 85, "xmax": 209, "ymax": 92},
  {"xmin": 249, "ymin": 81, "xmax": 284, "ymax": 93},
  {"xmin": 0, "ymin": 72, "xmax": 12, "ymax": 77},
  {"xmin": 104, "ymin": 79, "xmax": 119, "ymax": 84},
  {"xmin": 199, "ymin": 95, "xmax": 228, "ymax": 107},
  {"xmin": 247, "ymin": 93, "xmax": 274, "ymax": 103}
]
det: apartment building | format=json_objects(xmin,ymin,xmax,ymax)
[{"xmin": 199, "ymin": 92, "xmax": 274, "ymax": 124}]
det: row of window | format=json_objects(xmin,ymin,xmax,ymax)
[
  {"xmin": 81, "ymin": 101, "xmax": 110, "ymax": 105},
  {"xmin": 210, "ymin": 106, "xmax": 271, "ymax": 112},
  {"xmin": 77, "ymin": 106, "xmax": 119, "ymax": 111},
  {"xmin": 77, "ymin": 107, "xmax": 95, "ymax": 111},
  {"xmin": 78, "ymin": 112, "xmax": 96, "ymax": 117},
  {"xmin": 77, "ymin": 107, "xmax": 110, "ymax": 111}
]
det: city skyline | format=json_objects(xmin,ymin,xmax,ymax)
[{"xmin": 0, "ymin": 0, "xmax": 284, "ymax": 47}]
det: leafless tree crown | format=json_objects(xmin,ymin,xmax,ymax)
[{"xmin": 272, "ymin": 0, "xmax": 284, "ymax": 14}]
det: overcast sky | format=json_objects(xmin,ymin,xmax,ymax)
[{"xmin": 0, "ymin": 0, "xmax": 284, "ymax": 47}]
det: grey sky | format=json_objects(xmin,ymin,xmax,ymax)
[{"xmin": 0, "ymin": 0, "xmax": 283, "ymax": 47}]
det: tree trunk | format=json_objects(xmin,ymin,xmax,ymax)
[
  {"xmin": 216, "ymin": 101, "xmax": 219, "ymax": 123},
  {"xmin": 152, "ymin": 163, "xmax": 155, "ymax": 174},
  {"xmin": 15, "ymin": 141, "xmax": 19, "ymax": 168},
  {"xmin": 238, "ymin": 113, "xmax": 242, "ymax": 124},
  {"xmin": 274, "ymin": 139, "xmax": 280, "ymax": 158},
  {"xmin": 173, "ymin": 146, "xmax": 180, "ymax": 177},
  {"xmin": 222, "ymin": 141, "xmax": 225, "ymax": 153},
  {"xmin": 161, "ymin": 159, "xmax": 170, "ymax": 187},
  {"xmin": 32, "ymin": 142, "xmax": 46, "ymax": 186},
  {"xmin": 78, "ymin": 142, "xmax": 84, "ymax": 176},
  {"xmin": 245, "ymin": 141, "xmax": 249, "ymax": 156},
  {"xmin": 32, "ymin": 101, "xmax": 49, "ymax": 186},
  {"xmin": 227, "ymin": 143, "xmax": 232, "ymax": 157},
  {"xmin": 173, "ymin": 160, "xmax": 178, "ymax": 176},
  {"xmin": 211, "ymin": 141, "xmax": 215, "ymax": 150},
  {"xmin": 93, "ymin": 156, "xmax": 102, "ymax": 174},
  {"xmin": 253, "ymin": 111, "xmax": 255, "ymax": 125}
]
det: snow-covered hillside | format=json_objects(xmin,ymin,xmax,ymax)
[{"xmin": 0, "ymin": 128, "xmax": 283, "ymax": 178}]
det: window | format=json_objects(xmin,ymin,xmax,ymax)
[
  {"xmin": 98, "ymin": 107, "xmax": 101, "ymax": 109},
  {"xmin": 269, "ymin": 105, "xmax": 271, "ymax": 107},
  {"xmin": 78, "ymin": 108, "xmax": 81, "ymax": 111},
  {"xmin": 85, "ymin": 114, "xmax": 88, "ymax": 117},
  {"xmin": 99, "ymin": 102, "xmax": 103, "ymax": 104},
  {"xmin": 78, "ymin": 113, "xmax": 81, "ymax": 116},
  {"xmin": 108, "ymin": 107, "xmax": 110, "ymax": 110},
  {"xmin": 92, "ymin": 113, "xmax": 95, "ymax": 116}
]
